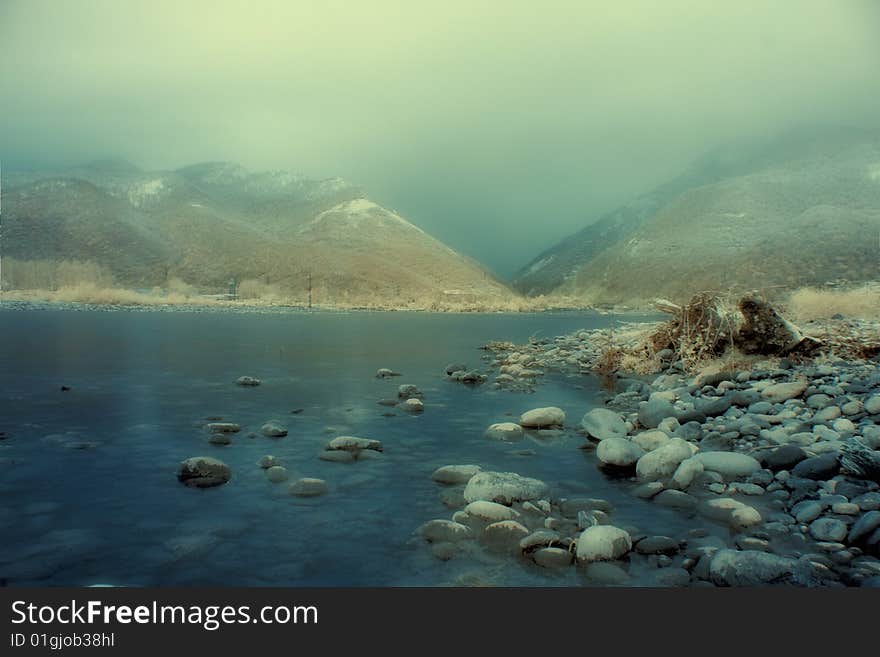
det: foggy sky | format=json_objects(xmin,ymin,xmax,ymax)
[{"xmin": 2, "ymin": 0, "xmax": 879, "ymax": 276}]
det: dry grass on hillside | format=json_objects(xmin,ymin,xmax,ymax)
[{"xmin": 785, "ymin": 284, "xmax": 880, "ymax": 321}]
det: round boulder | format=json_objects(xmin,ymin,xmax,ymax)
[{"xmin": 177, "ymin": 457, "xmax": 231, "ymax": 488}]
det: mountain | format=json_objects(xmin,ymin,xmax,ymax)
[
  {"xmin": 514, "ymin": 127, "xmax": 880, "ymax": 303},
  {"xmin": 2, "ymin": 161, "xmax": 514, "ymax": 307}
]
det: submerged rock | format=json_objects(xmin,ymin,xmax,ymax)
[
  {"xmin": 484, "ymin": 422, "xmax": 524, "ymax": 441},
  {"xmin": 206, "ymin": 422, "xmax": 240, "ymax": 433},
  {"xmin": 235, "ymin": 376, "xmax": 261, "ymax": 387},
  {"xmin": 398, "ymin": 384, "xmax": 423, "ymax": 399},
  {"xmin": 260, "ymin": 422, "xmax": 288, "ymax": 438},
  {"xmin": 418, "ymin": 519, "xmax": 472, "ymax": 542},
  {"xmin": 266, "ymin": 466, "xmax": 289, "ymax": 483},
  {"xmin": 326, "ymin": 436, "xmax": 383, "ymax": 453},
  {"xmin": 177, "ymin": 457, "xmax": 231, "ymax": 488},
  {"xmin": 431, "ymin": 464, "xmax": 482, "ymax": 485},
  {"xmin": 257, "ymin": 455, "xmax": 279, "ymax": 469},
  {"xmin": 399, "ymin": 398, "xmax": 424, "ymax": 413},
  {"xmin": 376, "ymin": 368, "xmax": 401, "ymax": 378},
  {"xmin": 289, "ymin": 478, "xmax": 328, "ymax": 497}
]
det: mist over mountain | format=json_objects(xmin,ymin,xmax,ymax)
[
  {"xmin": 514, "ymin": 127, "xmax": 880, "ymax": 304},
  {"xmin": 2, "ymin": 161, "xmax": 514, "ymax": 307}
]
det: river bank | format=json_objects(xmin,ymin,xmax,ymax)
[{"xmin": 418, "ymin": 318, "xmax": 880, "ymax": 586}]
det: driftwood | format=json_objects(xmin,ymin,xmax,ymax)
[
  {"xmin": 652, "ymin": 293, "xmax": 821, "ymax": 368},
  {"xmin": 840, "ymin": 439, "xmax": 880, "ymax": 483}
]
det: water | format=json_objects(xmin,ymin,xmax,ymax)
[{"xmin": 0, "ymin": 307, "xmax": 703, "ymax": 587}]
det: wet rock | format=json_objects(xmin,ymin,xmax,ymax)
[
  {"xmin": 464, "ymin": 471, "xmax": 549, "ymax": 505},
  {"xmin": 464, "ymin": 500, "xmax": 521, "ymax": 522},
  {"xmin": 260, "ymin": 421, "xmax": 288, "ymax": 438},
  {"xmin": 655, "ymin": 489, "xmax": 697, "ymax": 510},
  {"xmin": 692, "ymin": 452, "xmax": 761, "ymax": 480},
  {"xmin": 398, "ymin": 384, "xmax": 423, "ymax": 399},
  {"xmin": 257, "ymin": 455, "xmax": 279, "ymax": 469},
  {"xmin": 633, "ymin": 482, "xmax": 664, "ymax": 499},
  {"xmin": 484, "ymin": 422, "xmax": 524, "ymax": 441},
  {"xmin": 418, "ymin": 519, "xmax": 472, "ymax": 542},
  {"xmin": 399, "ymin": 398, "xmax": 424, "ymax": 413},
  {"xmin": 709, "ymin": 549, "xmax": 798, "ymax": 586},
  {"xmin": 560, "ymin": 498, "xmax": 613, "ymax": 516},
  {"xmin": 809, "ymin": 517, "xmax": 847, "ymax": 542},
  {"xmin": 635, "ymin": 535, "xmax": 680, "ymax": 555},
  {"xmin": 636, "ymin": 438, "xmax": 695, "ymax": 482},
  {"xmin": 791, "ymin": 453, "xmax": 840, "ymax": 480},
  {"xmin": 326, "ymin": 436, "xmax": 383, "ymax": 453},
  {"xmin": 581, "ymin": 408, "xmax": 627, "ymax": 441},
  {"xmin": 235, "ymin": 376, "xmax": 261, "ymax": 387},
  {"xmin": 584, "ymin": 561, "xmax": 630, "ymax": 585},
  {"xmin": 596, "ymin": 437, "xmax": 644, "ymax": 468},
  {"xmin": 638, "ymin": 398, "xmax": 676, "ymax": 429},
  {"xmin": 206, "ymin": 422, "xmax": 240, "ymax": 433},
  {"xmin": 376, "ymin": 368, "xmax": 400, "ymax": 378},
  {"xmin": 866, "ymin": 395, "xmax": 880, "ymax": 415},
  {"xmin": 432, "ymin": 464, "xmax": 482, "ymax": 485},
  {"xmin": 576, "ymin": 525, "xmax": 632, "ymax": 563},
  {"xmin": 319, "ymin": 450, "xmax": 355, "ymax": 463},
  {"xmin": 445, "ymin": 363, "xmax": 468, "ymax": 376},
  {"xmin": 266, "ymin": 466, "xmax": 288, "ymax": 483},
  {"xmin": 533, "ymin": 547, "xmax": 573, "ymax": 568},
  {"xmin": 208, "ymin": 433, "xmax": 232, "ymax": 445},
  {"xmin": 177, "ymin": 457, "xmax": 231, "ymax": 488},
  {"xmin": 519, "ymin": 407, "xmax": 565, "ymax": 428},
  {"xmin": 483, "ymin": 520, "xmax": 530, "ymax": 550},
  {"xmin": 289, "ymin": 478, "xmax": 328, "ymax": 497}
]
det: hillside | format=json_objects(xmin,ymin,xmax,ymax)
[
  {"xmin": 561, "ymin": 138, "xmax": 880, "ymax": 305},
  {"xmin": 513, "ymin": 127, "xmax": 880, "ymax": 298},
  {"xmin": 1, "ymin": 161, "xmax": 515, "ymax": 308}
]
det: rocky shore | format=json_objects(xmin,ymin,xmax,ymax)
[{"xmin": 417, "ymin": 319, "xmax": 880, "ymax": 587}]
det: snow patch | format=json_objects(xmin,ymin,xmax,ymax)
[
  {"xmin": 128, "ymin": 179, "xmax": 166, "ymax": 207},
  {"xmin": 301, "ymin": 198, "xmax": 427, "ymax": 235},
  {"xmin": 526, "ymin": 255, "xmax": 555, "ymax": 275}
]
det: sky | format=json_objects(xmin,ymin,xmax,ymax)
[{"xmin": 1, "ymin": 0, "xmax": 879, "ymax": 276}]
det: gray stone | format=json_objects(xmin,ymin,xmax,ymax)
[
  {"xmin": 639, "ymin": 398, "xmax": 676, "ymax": 429},
  {"xmin": 596, "ymin": 437, "xmax": 644, "ymax": 468},
  {"xmin": 581, "ymin": 408, "xmax": 628, "ymax": 441},
  {"xmin": 709, "ymin": 549, "xmax": 798, "ymax": 586},
  {"xmin": 432, "ymin": 464, "xmax": 482, "ymax": 485},
  {"xmin": 576, "ymin": 525, "xmax": 632, "ymax": 562},
  {"xmin": 463, "ymin": 471, "xmax": 549, "ymax": 505},
  {"xmin": 520, "ymin": 407, "xmax": 565, "ymax": 428},
  {"xmin": 177, "ymin": 456, "xmax": 231, "ymax": 488},
  {"xmin": 809, "ymin": 517, "xmax": 847, "ymax": 542}
]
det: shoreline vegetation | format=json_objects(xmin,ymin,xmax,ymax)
[{"xmin": 0, "ymin": 258, "xmax": 880, "ymax": 321}]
